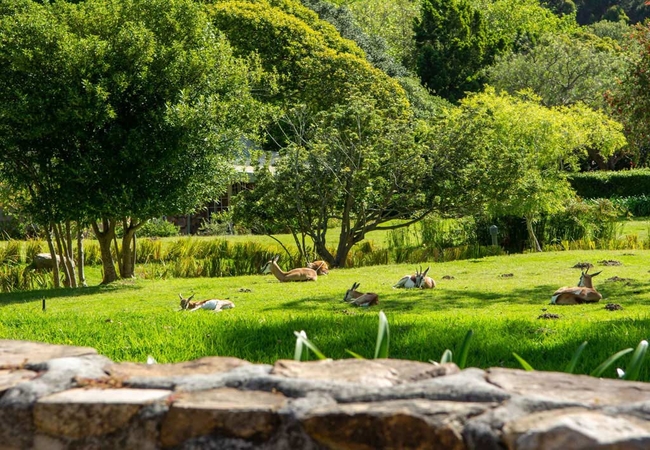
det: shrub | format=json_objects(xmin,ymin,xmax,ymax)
[
  {"xmin": 569, "ymin": 169, "xmax": 650, "ymax": 199},
  {"xmin": 137, "ymin": 218, "xmax": 180, "ymax": 238}
]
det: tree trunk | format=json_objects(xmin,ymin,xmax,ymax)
[
  {"xmin": 77, "ymin": 226, "xmax": 87, "ymax": 287},
  {"xmin": 46, "ymin": 225, "xmax": 60, "ymax": 289},
  {"xmin": 58, "ymin": 222, "xmax": 77, "ymax": 288},
  {"xmin": 120, "ymin": 218, "xmax": 144, "ymax": 278},
  {"xmin": 525, "ymin": 215, "xmax": 542, "ymax": 252},
  {"xmin": 121, "ymin": 228, "xmax": 136, "ymax": 278},
  {"xmin": 92, "ymin": 219, "xmax": 118, "ymax": 284},
  {"xmin": 53, "ymin": 223, "xmax": 73, "ymax": 288}
]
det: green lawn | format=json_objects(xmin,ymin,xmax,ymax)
[{"xmin": 1, "ymin": 249, "xmax": 649, "ymax": 380}]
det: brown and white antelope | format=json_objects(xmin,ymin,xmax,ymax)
[
  {"xmin": 343, "ymin": 282, "xmax": 379, "ymax": 307},
  {"xmin": 307, "ymin": 260, "xmax": 330, "ymax": 275},
  {"xmin": 179, "ymin": 294, "xmax": 235, "ymax": 312},
  {"xmin": 551, "ymin": 269, "xmax": 603, "ymax": 305},
  {"xmin": 261, "ymin": 255, "xmax": 318, "ymax": 282},
  {"xmin": 394, "ymin": 266, "xmax": 436, "ymax": 289}
]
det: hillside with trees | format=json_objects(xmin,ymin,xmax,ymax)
[{"xmin": 1, "ymin": 0, "xmax": 650, "ymax": 280}]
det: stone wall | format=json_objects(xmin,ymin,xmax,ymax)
[{"xmin": 1, "ymin": 339, "xmax": 650, "ymax": 449}]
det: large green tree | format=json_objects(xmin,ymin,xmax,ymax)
[
  {"xmin": 414, "ymin": 0, "xmax": 505, "ymax": 102},
  {"xmin": 234, "ymin": 94, "xmax": 432, "ymax": 267},
  {"xmin": 607, "ymin": 21, "xmax": 650, "ymax": 165},
  {"xmin": 428, "ymin": 88, "xmax": 626, "ymax": 250},
  {"xmin": 0, "ymin": 0, "xmax": 263, "ymax": 283}
]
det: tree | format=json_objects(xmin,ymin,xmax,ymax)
[
  {"xmin": 487, "ymin": 32, "xmax": 629, "ymax": 110},
  {"xmin": 0, "ymin": 0, "xmax": 263, "ymax": 283},
  {"xmin": 487, "ymin": 29, "xmax": 632, "ymax": 168},
  {"xmin": 426, "ymin": 88, "xmax": 626, "ymax": 250},
  {"xmin": 607, "ymin": 21, "xmax": 650, "ymax": 166},
  {"xmin": 234, "ymin": 94, "xmax": 432, "ymax": 267},
  {"xmin": 209, "ymin": 0, "xmax": 409, "ymax": 115},
  {"xmin": 414, "ymin": 0, "xmax": 505, "ymax": 102},
  {"xmin": 340, "ymin": 0, "xmax": 420, "ymax": 69}
]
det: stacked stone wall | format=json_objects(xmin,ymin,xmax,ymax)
[{"xmin": 1, "ymin": 340, "xmax": 650, "ymax": 449}]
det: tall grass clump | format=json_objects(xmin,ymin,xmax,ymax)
[{"xmin": 0, "ymin": 241, "xmax": 22, "ymax": 265}]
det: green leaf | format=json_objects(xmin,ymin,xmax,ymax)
[
  {"xmin": 590, "ymin": 348, "xmax": 634, "ymax": 378},
  {"xmin": 293, "ymin": 330, "xmax": 328, "ymax": 361},
  {"xmin": 457, "ymin": 329, "xmax": 474, "ymax": 369},
  {"xmin": 440, "ymin": 349, "xmax": 453, "ymax": 364},
  {"xmin": 623, "ymin": 340, "xmax": 648, "ymax": 381},
  {"xmin": 513, "ymin": 353, "xmax": 535, "ymax": 371},
  {"xmin": 294, "ymin": 330, "xmax": 309, "ymax": 361},
  {"xmin": 374, "ymin": 310, "xmax": 390, "ymax": 359},
  {"xmin": 565, "ymin": 341, "xmax": 588, "ymax": 374},
  {"xmin": 345, "ymin": 349, "xmax": 366, "ymax": 359}
]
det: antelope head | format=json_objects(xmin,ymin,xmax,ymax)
[
  {"xmin": 415, "ymin": 266, "xmax": 430, "ymax": 288},
  {"xmin": 578, "ymin": 268, "xmax": 602, "ymax": 288},
  {"xmin": 179, "ymin": 293, "xmax": 195, "ymax": 310},
  {"xmin": 343, "ymin": 282, "xmax": 361, "ymax": 302},
  {"xmin": 261, "ymin": 255, "xmax": 279, "ymax": 274}
]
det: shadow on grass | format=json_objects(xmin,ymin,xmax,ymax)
[
  {"xmin": 0, "ymin": 281, "xmax": 143, "ymax": 306},
  {"xmin": 256, "ymin": 278, "xmax": 650, "ymax": 315},
  {"xmin": 193, "ymin": 313, "xmax": 650, "ymax": 380}
]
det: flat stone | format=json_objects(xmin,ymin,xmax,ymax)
[
  {"xmin": 0, "ymin": 369, "xmax": 38, "ymax": 393},
  {"xmin": 503, "ymin": 408, "xmax": 650, "ymax": 450},
  {"xmin": 271, "ymin": 359, "xmax": 458, "ymax": 387},
  {"xmin": 339, "ymin": 368, "xmax": 510, "ymax": 404},
  {"xmin": 302, "ymin": 399, "xmax": 488, "ymax": 450},
  {"xmin": 0, "ymin": 340, "xmax": 97, "ymax": 369},
  {"xmin": 487, "ymin": 368, "xmax": 650, "ymax": 407},
  {"xmin": 107, "ymin": 356, "xmax": 250, "ymax": 380},
  {"xmin": 34, "ymin": 388, "xmax": 171, "ymax": 439},
  {"xmin": 160, "ymin": 387, "xmax": 287, "ymax": 447}
]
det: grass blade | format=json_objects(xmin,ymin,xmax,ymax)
[
  {"xmin": 345, "ymin": 349, "xmax": 366, "ymax": 359},
  {"xmin": 564, "ymin": 341, "xmax": 588, "ymax": 374},
  {"xmin": 513, "ymin": 353, "xmax": 535, "ymax": 371},
  {"xmin": 294, "ymin": 330, "xmax": 309, "ymax": 361},
  {"xmin": 374, "ymin": 311, "xmax": 390, "ymax": 359},
  {"xmin": 293, "ymin": 330, "xmax": 328, "ymax": 361},
  {"xmin": 440, "ymin": 349, "xmax": 453, "ymax": 364},
  {"xmin": 457, "ymin": 329, "xmax": 474, "ymax": 369},
  {"xmin": 590, "ymin": 348, "xmax": 634, "ymax": 378},
  {"xmin": 623, "ymin": 340, "xmax": 648, "ymax": 381}
]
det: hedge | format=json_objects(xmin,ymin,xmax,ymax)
[{"xmin": 569, "ymin": 169, "xmax": 650, "ymax": 199}]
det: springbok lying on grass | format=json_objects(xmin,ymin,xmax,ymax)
[
  {"xmin": 551, "ymin": 269, "xmax": 603, "ymax": 305},
  {"xmin": 394, "ymin": 266, "xmax": 436, "ymax": 289},
  {"xmin": 307, "ymin": 260, "xmax": 329, "ymax": 275},
  {"xmin": 343, "ymin": 282, "xmax": 379, "ymax": 307},
  {"xmin": 261, "ymin": 255, "xmax": 317, "ymax": 282},
  {"xmin": 179, "ymin": 294, "xmax": 235, "ymax": 312}
]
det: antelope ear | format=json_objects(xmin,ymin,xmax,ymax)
[
  {"xmin": 188, "ymin": 294, "xmax": 195, "ymax": 301},
  {"xmin": 423, "ymin": 267, "xmax": 430, "ymax": 276},
  {"xmin": 179, "ymin": 293, "xmax": 184, "ymax": 300},
  {"xmin": 273, "ymin": 255, "xmax": 279, "ymax": 263},
  {"xmin": 591, "ymin": 271, "xmax": 602, "ymax": 277},
  {"xmin": 355, "ymin": 282, "xmax": 361, "ymax": 289}
]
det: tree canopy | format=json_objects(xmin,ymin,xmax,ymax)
[{"xmin": 0, "ymin": 0, "xmax": 263, "ymax": 282}]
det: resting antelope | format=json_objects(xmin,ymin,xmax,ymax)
[
  {"xmin": 394, "ymin": 266, "xmax": 436, "ymax": 289},
  {"xmin": 179, "ymin": 294, "xmax": 235, "ymax": 312},
  {"xmin": 261, "ymin": 255, "xmax": 317, "ymax": 282},
  {"xmin": 343, "ymin": 282, "xmax": 379, "ymax": 307},
  {"xmin": 307, "ymin": 260, "xmax": 330, "ymax": 275},
  {"xmin": 551, "ymin": 269, "xmax": 603, "ymax": 305}
]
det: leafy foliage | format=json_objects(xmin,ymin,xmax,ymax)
[
  {"xmin": 414, "ymin": 0, "xmax": 506, "ymax": 102},
  {"xmin": 570, "ymin": 169, "xmax": 650, "ymax": 198}
]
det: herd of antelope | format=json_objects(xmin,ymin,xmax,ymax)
[{"xmin": 178, "ymin": 254, "xmax": 607, "ymax": 312}]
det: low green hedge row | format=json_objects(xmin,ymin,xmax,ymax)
[{"xmin": 569, "ymin": 169, "xmax": 650, "ymax": 199}]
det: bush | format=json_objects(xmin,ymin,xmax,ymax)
[
  {"xmin": 569, "ymin": 169, "xmax": 650, "ymax": 199},
  {"xmin": 137, "ymin": 218, "xmax": 180, "ymax": 238},
  {"xmin": 611, "ymin": 195, "xmax": 650, "ymax": 217}
]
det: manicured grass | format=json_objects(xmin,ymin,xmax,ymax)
[{"xmin": 1, "ymin": 249, "xmax": 649, "ymax": 380}]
